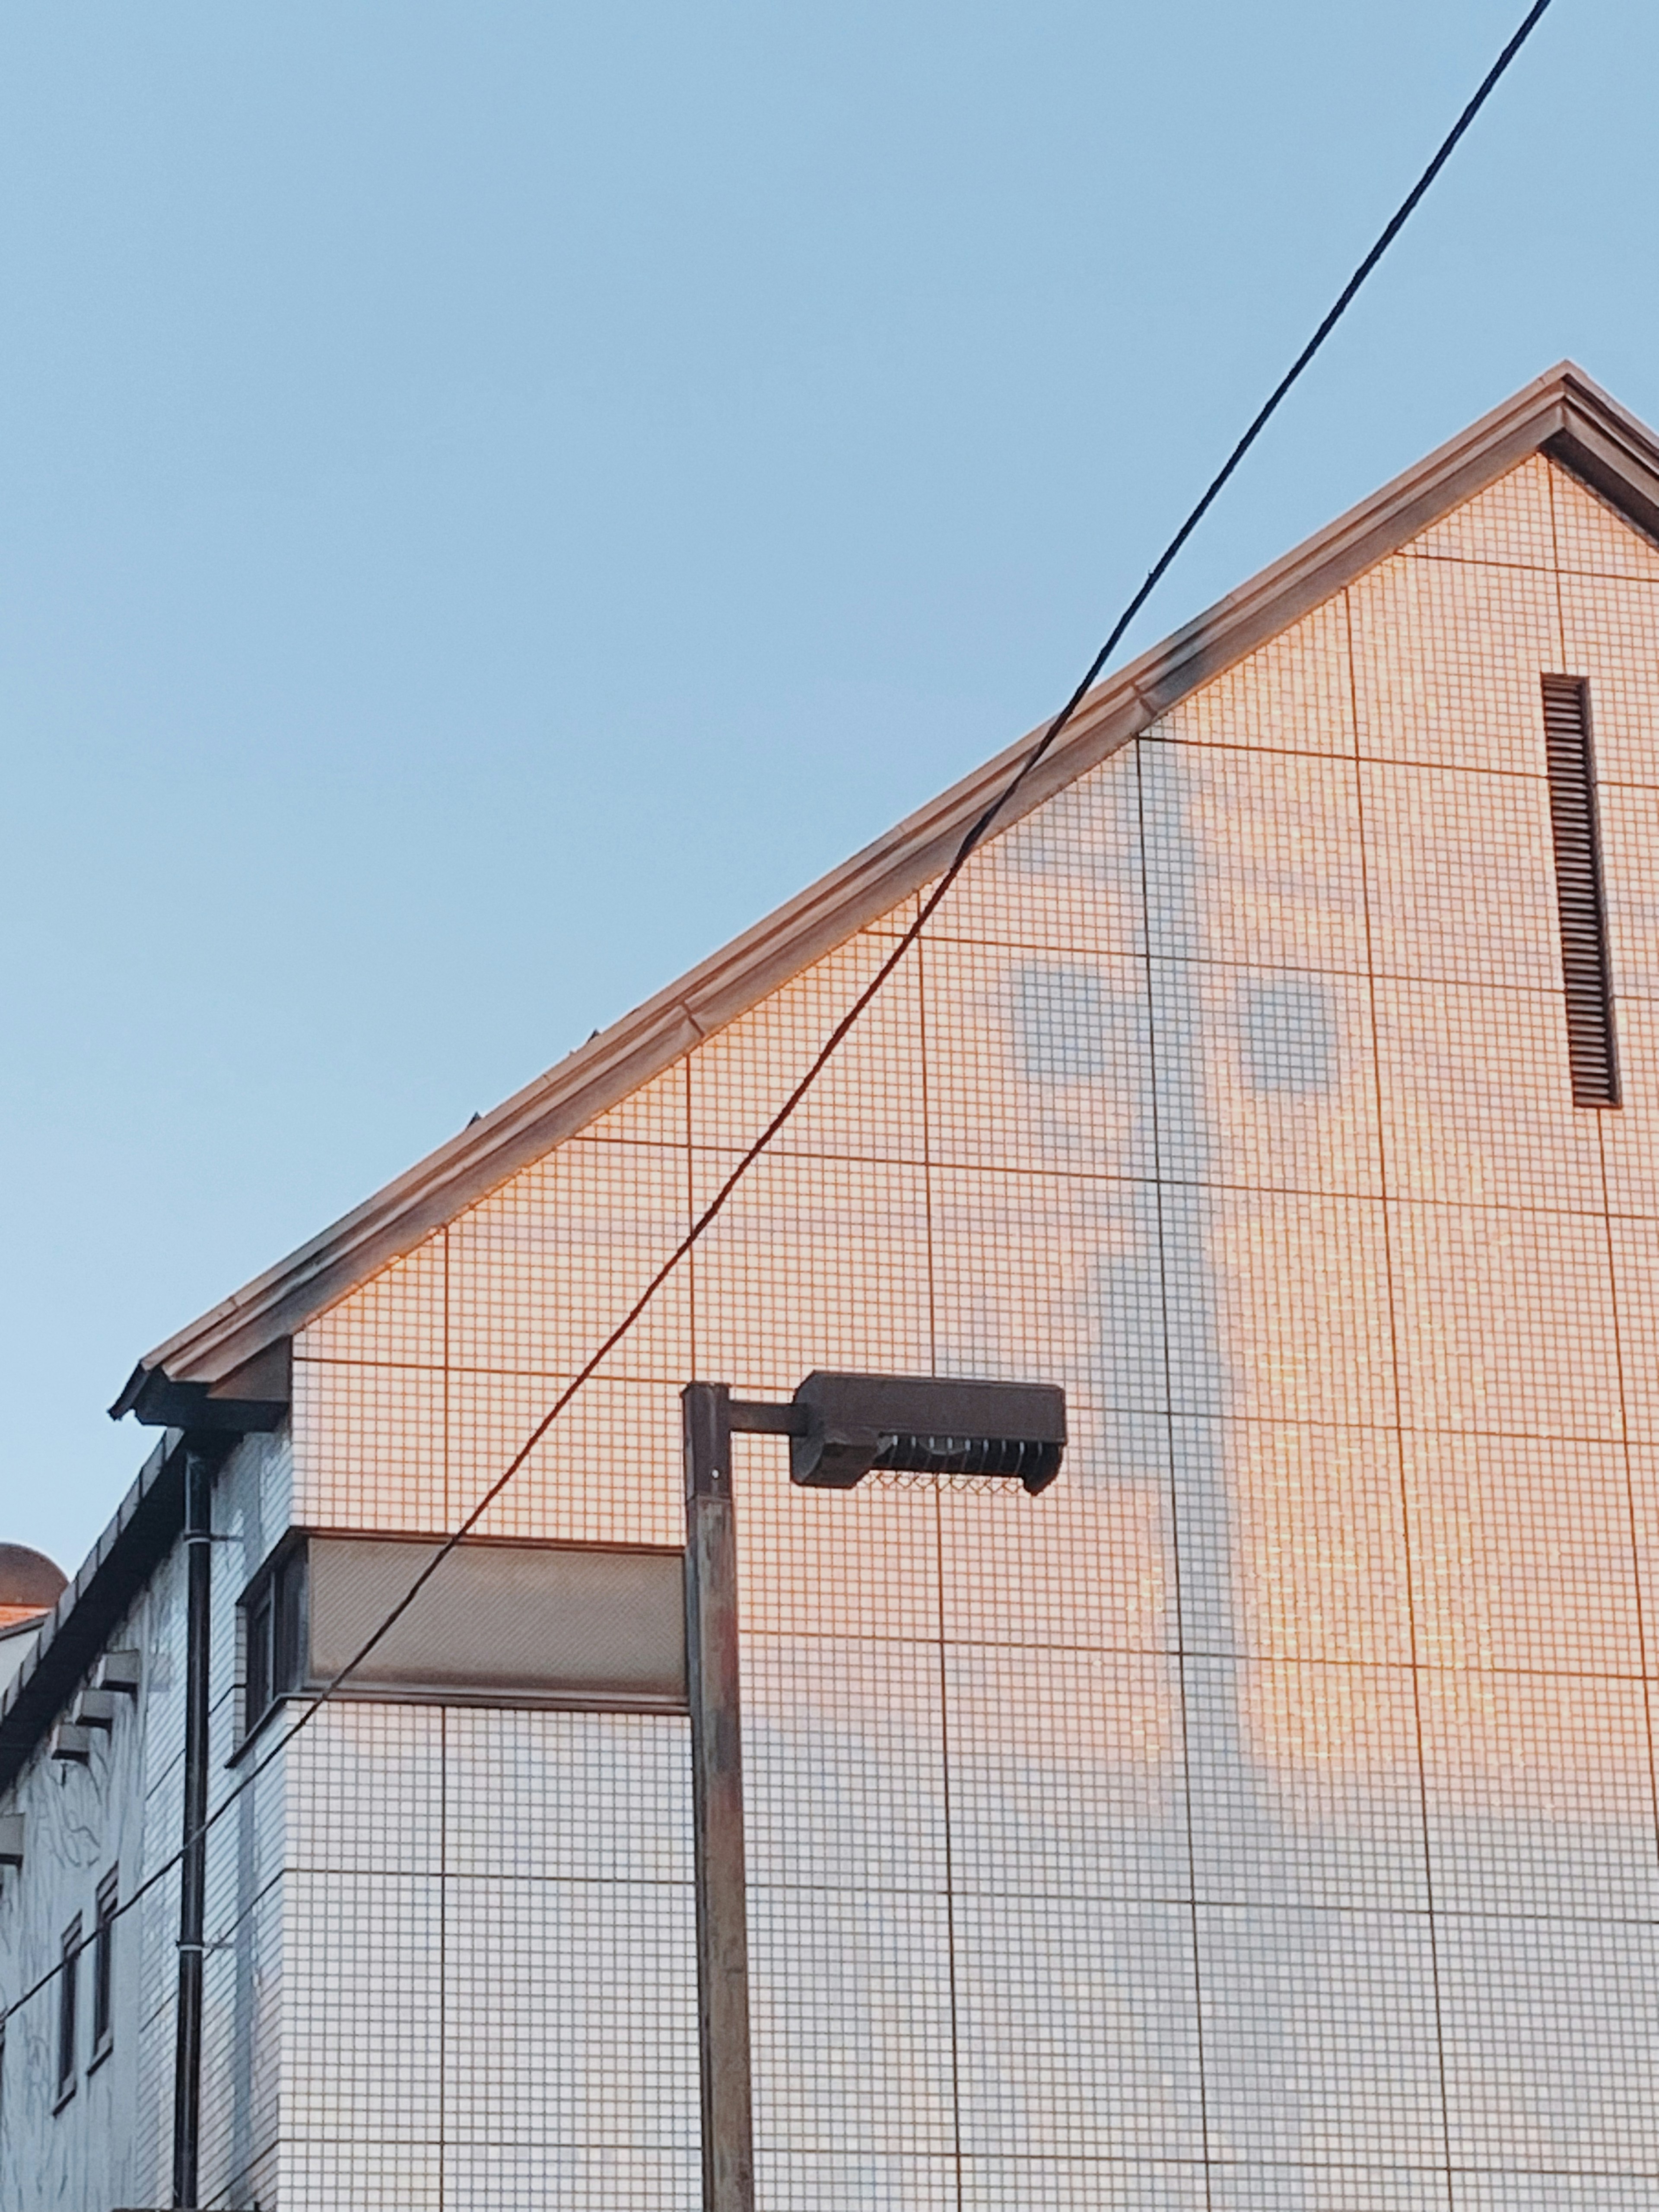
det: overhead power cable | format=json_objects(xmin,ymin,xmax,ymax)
[{"xmin": 1, "ymin": 0, "xmax": 1558, "ymax": 2045}]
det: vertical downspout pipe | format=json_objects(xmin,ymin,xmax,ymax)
[{"xmin": 172, "ymin": 1442, "xmax": 214, "ymax": 2209}]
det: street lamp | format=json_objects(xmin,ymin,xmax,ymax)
[{"xmin": 681, "ymin": 1371, "xmax": 1067, "ymax": 2212}]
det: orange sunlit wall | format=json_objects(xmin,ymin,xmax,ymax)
[{"xmin": 268, "ymin": 451, "xmax": 1659, "ymax": 2208}]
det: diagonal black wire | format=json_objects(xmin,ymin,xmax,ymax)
[{"xmin": 1, "ymin": 0, "xmax": 1557, "ymax": 2042}]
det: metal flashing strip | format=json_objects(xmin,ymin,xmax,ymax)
[{"xmin": 115, "ymin": 364, "xmax": 1659, "ymax": 1408}]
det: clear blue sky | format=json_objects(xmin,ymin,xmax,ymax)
[{"xmin": 3, "ymin": 0, "xmax": 1648, "ymax": 1572}]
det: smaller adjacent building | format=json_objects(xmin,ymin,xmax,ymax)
[{"xmin": 0, "ymin": 1546, "xmax": 65, "ymax": 1697}]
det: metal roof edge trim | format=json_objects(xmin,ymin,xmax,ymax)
[{"xmin": 126, "ymin": 361, "xmax": 1658, "ymax": 1395}]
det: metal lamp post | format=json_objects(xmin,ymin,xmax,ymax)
[{"xmin": 681, "ymin": 1370, "xmax": 1066, "ymax": 2212}]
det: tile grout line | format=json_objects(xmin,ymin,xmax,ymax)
[
  {"xmin": 1135, "ymin": 733, "xmax": 1215, "ymax": 2207},
  {"xmin": 437, "ymin": 1703, "xmax": 447, "ymax": 2211},
  {"xmin": 1344, "ymin": 582, "xmax": 1457, "ymax": 2210},
  {"xmin": 918, "ymin": 896, "xmax": 965, "ymax": 2211}
]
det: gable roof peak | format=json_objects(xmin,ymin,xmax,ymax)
[{"xmin": 111, "ymin": 360, "xmax": 1659, "ymax": 1422}]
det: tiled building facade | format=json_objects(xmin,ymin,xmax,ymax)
[{"xmin": 3, "ymin": 364, "xmax": 1658, "ymax": 2208}]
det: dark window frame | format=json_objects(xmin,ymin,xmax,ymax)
[
  {"xmin": 89, "ymin": 1869, "xmax": 118, "ymax": 2070},
  {"xmin": 54, "ymin": 1916, "xmax": 80, "ymax": 2111},
  {"xmin": 239, "ymin": 1537, "xmax": 309, "ymax": 1748}
]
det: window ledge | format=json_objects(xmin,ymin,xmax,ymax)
[{"xmin": 226, "ymin": 1691, "xmax": 297, "ymax": 1768}]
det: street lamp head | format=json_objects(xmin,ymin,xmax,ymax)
[{"xmin": 787, "ymin": 1371, "xmax": 1066, "ymax": 1494}]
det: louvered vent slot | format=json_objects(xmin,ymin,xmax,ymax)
[{"xmin": 1541, "ymin": 674, "xmax": 1619, "ymax": 1108}]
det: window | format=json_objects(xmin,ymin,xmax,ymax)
[
  {"xmin": 90, "ymin": 1870, "xmax": 117, "ymax": 2065},
  {"xmin": 245, "ymin": 1576, "xmax": 273, "ymax": 1721},
  {"xmin": 1541, "ymin": 674, "xmax": 1620, "ymax": 1107},
  {"xmin": 55, "ymin": 1917, "xmax": 80, "ymax": 2108},
  {"xmin": 242, "ymin": 1541, "xmax": 308, "ymax": 1738}
]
